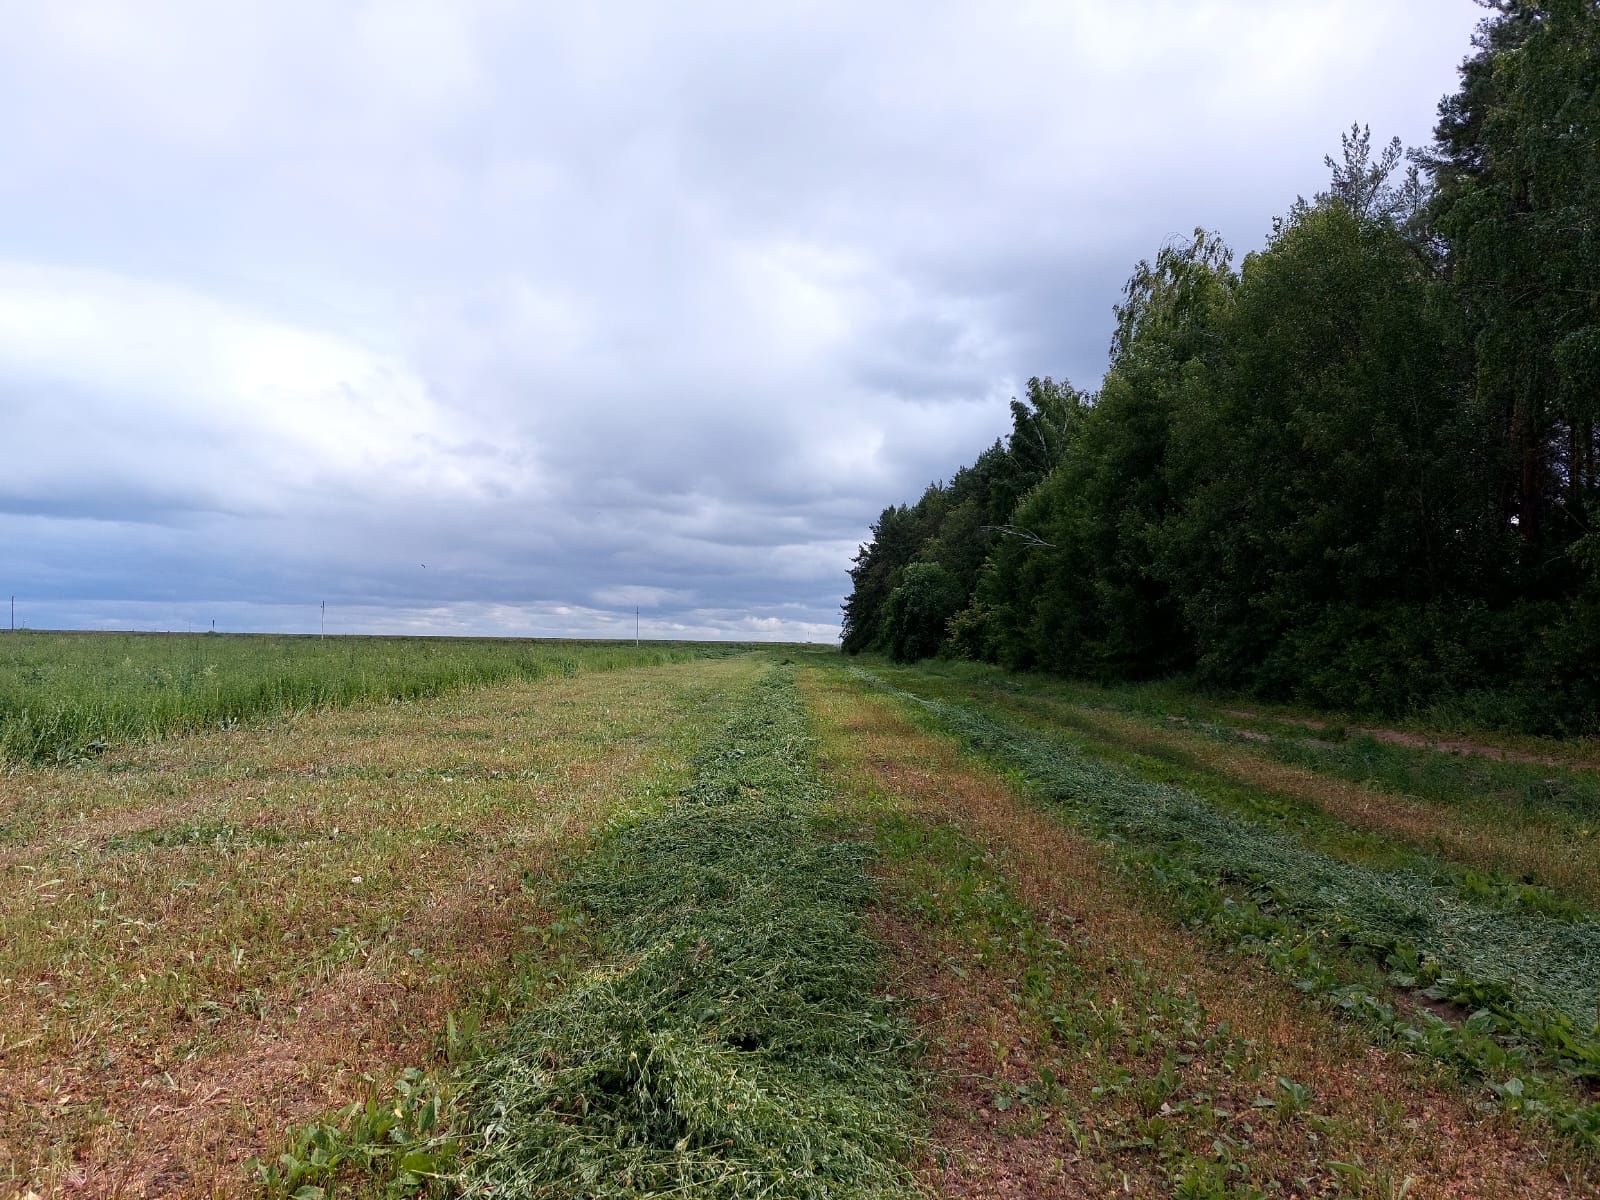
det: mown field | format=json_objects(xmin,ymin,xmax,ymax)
[{"xmin": 4, "ymin": 638, "xmax": 1598, "ymax": 1198}]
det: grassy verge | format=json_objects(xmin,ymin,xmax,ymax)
[
  {"xmin": 851, "ymin": 666, "xmax": 1600, "ymax": 1154},
  {"xmin": 0, "ymin": 631, "xmax": 744, "ymax": 765}
]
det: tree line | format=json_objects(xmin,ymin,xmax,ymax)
[{"xmin": 842, "ymin": 1, "xmax": 1600, "ymax": 734}]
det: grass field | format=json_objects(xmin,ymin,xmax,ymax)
[
  {"xmin": 0, "ymin": 632, "xmax": 736, "ymax": 765},
  {"xmin": 4, "ymin": 641, "xmax": 1598, "ymax": 1197}
]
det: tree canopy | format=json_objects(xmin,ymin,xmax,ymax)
[{"xmin": 841, "ymin": 1, "xmax": 1600, "ymax": 734}]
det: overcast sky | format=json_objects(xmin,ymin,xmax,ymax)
[{"xmin": 1, "ymin": 1, "xmax": 1484, "ymax": 642}]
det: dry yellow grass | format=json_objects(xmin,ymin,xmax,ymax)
[{"xmin": 0, "ymin": 655, "xmax": 760, "ymax": 1199}]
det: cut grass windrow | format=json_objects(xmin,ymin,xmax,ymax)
[
  {"xmin": 854, "ymin": 669, "xmax": 1600, "ymax": 1151},
  {"xmin": 866, "ymin": 659, "xmax": 1600, "ymax": 918},
  {"xmin": 1003, "ymin": 694, "xmax": 1596, "ymax": 922},
  {"xmin": 807, "ymin": 669, "xmax": 1591, "ymax": 1197},
  {"xmin": 452, "ymin": 665, "xmax": 921, "ymax": 1198}
]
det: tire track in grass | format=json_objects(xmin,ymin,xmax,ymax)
[
  {"xmin": 804, "ymin": 668, "xmax": 1590, "ymax": 1198},
  {"xmin": 452, "ymin": 664, "xmax": 921, "ymax": 1198}
]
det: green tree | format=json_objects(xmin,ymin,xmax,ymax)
[
  {"xmin": 967, "ymin": 231, "xmax": 1234, "ymax": 675},
  {"xmin": 881, "ymin": 562, "xmax": 963, "ymax": 662},
  {"xmin": 1424, "ymin": 0, "xmax": 1600, "ymax": 560},
  {"xmin": 1158, "ymin": 190, "xmax": 1477, "ymax": 702}
]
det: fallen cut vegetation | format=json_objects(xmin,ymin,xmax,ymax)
[
  {"xmin": 15, "ymin": 641, "xmax": 1600, "ymax": 1196},
  {"xmin": 1035, "ymin": 698, "xmax": 1600, "ymax": 914},
  {"xmin": 854, "ymin": 667, "xmax": 1600, "ymax": 1154},
  {"xmin": 1, "ymin": 656, "xmax": 753, "ymax": 1197},
  {"xmin": 452, "ymin": 665, "xmax": 920, "ymax": 1197},
  {"xmin": 805, "ymin": 668, "xmax": 1591, "ymax": 1197},
  {"xmin": 869, "ymin": 659, "xmax": 1600, "ymax": 913}
]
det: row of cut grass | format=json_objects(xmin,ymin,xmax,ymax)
[
  {"xmin": 2, "ymin": 657, "xmax": 754, "ymax": 1196},
  {"xmin": 804, "ymin": 667, "xmax": 1591, "ymax": 1197},
  {"xmin": 267, "ymin": 664, "xmax": 924, "ymax": 1199},
  {"xmin": 869, "ymin": 656, "xmax": 1600, "ymax": 909},
  {"xmin": 1243, "ymin": 725, "xmax": 1600, "ymax": 815},
  {"xmin": 876, "ymin": 813, "xmax": 1425, "ymax": 1198},
  {"xmin": 999, "ymin": 691, "xmax": 1599, "ymax": 920},
  {"xmin": 454, "ymin": 664, "xmax": 920, "ymax": 1197},
  {"xmin": 877, "ymin": 655, "xmax": 1600, "ymax": 810},
  {"xmin": 0, "ymin": 631, "xmax": 743, "ymax": 765},
  {"xmin": 854, "ymin": 667, "xmax": 1600, "ymax": 1152}
]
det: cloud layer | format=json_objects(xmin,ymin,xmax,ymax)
[{"xmin": 0, "ymin": 2, "xmax": 1483, "ymax": 640}]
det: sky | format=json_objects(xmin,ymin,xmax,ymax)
[{"xmin": 0, "ymin": 1, "xmax": 1486, "ymax": 643}]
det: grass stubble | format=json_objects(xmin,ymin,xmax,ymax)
[
  {"xmin": 1, "ymin": 654, "xmax": 761, "ymax": 1197},
  {"xmin": 10, "ymin": 639, "xmax": 1600, "ymax": 1199},
  {"xmin": 877, "ymin": 659, "xmax": 1600, "ymax": 909}
]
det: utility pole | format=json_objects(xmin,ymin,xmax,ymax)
[
  {"xmin": 9, "ymin": 596, "xmax": 13, "ymax": 632},
  {"xmin": 321, "ymin": 600, "xmax": 326, "ymax": 639},
  {"xmin": 635, "ymin": 606, "xmax": 639, "ymax": 646}
]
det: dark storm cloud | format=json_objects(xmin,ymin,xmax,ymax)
[{"xmin": 0, "ymin": 2, "xmax": 1484, "ymax": 640}]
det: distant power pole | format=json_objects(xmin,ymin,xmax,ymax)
[
  {"xmin": 9, "ymin": 596, "xmax": 13, "ymax": 632},
  {"xmin": 635, "ymin": 607, "xmax": 640, "ymax": 646},
  {"xmin": 321, "ymin": 600, "xmax": 326, "ymax": 639}
]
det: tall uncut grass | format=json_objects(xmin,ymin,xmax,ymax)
[{"xmin": 0, "ymin": 631, "xmax": 738, "ymax": 765}]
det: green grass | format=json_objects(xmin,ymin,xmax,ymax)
[
  {"xmin": 1229, "ymin": 725, "xmax": 1600, "ymax": 824},
  {"xmin": 855, "ymin": 667, "xmax": 1600, "ymax": 1149},
  {"xmin": 992, "ymin": 692, "xmax": 1594, "ymax": 923},
  {"xmin": 874, "ymin": 812, "xmax": 1328, "ymax": 1198},
  {"xmin": 2, "ymin": 656, "xmax": 757, "ymax": 1193},
  {"xmin": 263, "ymin": 665, "xmax": 923, "ymax": 1199},
  {"xmin": 867, "ymin": 658, "xmax": 1600, "ymax": 913},
  {"xmin": 455, "ymin": 665, "xmax": 920, "ymax": 1197},
  {"xmin": 0, "ymin": 631, "xmax": 745, "ymax": 764}
]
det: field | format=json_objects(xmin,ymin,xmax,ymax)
[
  {"xmin": 0, "ymin": 633, "xmax": 735, "ymax": 765},
  {"xmin": 4, "ymin": 634, "xmax": 1599, "ymax": 1198}
]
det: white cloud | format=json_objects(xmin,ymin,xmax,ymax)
[
  {"xmin": 591, "ymin": 585, "xmax": 693, "ymax": 609},
  {"xmin": 0, "ymin": 0, "xmax": 1486, "ymax": 641},
  {"xmin": 0, "ymin": 264, "xmax": 534, "ymax": 514}
]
